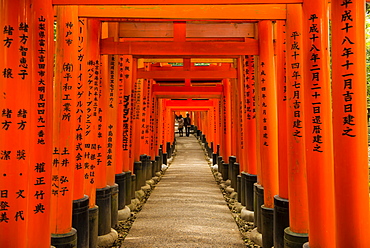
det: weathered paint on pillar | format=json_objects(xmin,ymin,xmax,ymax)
[
  {"xmin": 96, "ymin": 22, "xmax": 108, "ymax": 189},
  {"xmin": 0, "ymin": 1, "xmax": 31, "ymax": 246},
  {"xmin": 275, "ymin": 20, "xmax": 289, "ymax": 200},
  {"xmin": 223, "ymin": 79, "xmax": 232, "ymax": 160},
  {"xmin": 106, "ymin": 52, "xmax": 118, "ymax": 186},
  {"xmin": 73, "ymin": 17, "xmax": 87, "ymax": 201},
  {"xmin": 258, "ymin": 20, "xmax": 278, "ymax": 208},
  {"xmin": 121, "ymin": 55, "xmax": 133, "ymax": 172},
  {"xmin": 237, "ymin": 57, "xmax": 246, "ymax": 172},
  {"xmin": 27, "ymin": 1, "xmax": 54, "ymax": 246},
  {"xmin": 286, "ymin": 4, "xmax": 309, "ymax": 234},
  {"xmin": 331, "ymin": 1, "xmax": 370, "ymax": 246},
  {"xmin": 303, "ymin": 0, "xmax": 336, "ymax": 246},
  {"xmin": 51, "ymin": 5, "xmax": 78, "ymax": 234},
  {"xmin": 243, "ymin": 55, "xmax": 257, "ymax": 175},
  {"xmin": 84, "ymin": 18, "xmax": 100, "ymax": 206}
]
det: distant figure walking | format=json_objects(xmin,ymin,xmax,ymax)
[
  {"xmin": 184, "ymin": 113, "xmax": 191, "ymax": 137},
  {"xmin": 178, "ymin": 115, "xmax": 184, "ymax": 137}
]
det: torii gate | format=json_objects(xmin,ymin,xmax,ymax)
[{"xmin": 0, "ymin": 1, "xmax": 369, "ymax": 248}]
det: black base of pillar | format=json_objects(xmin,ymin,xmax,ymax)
[
  {"xmin": 166, "ymin": 142, "xmax": 171, "ymax": 158},
  {"xmin": 155, "ymin": 156, "xmax": 161, "ymax": 175},
  {"xmin": 115, "ymin": 173, "xmax": 126, "ymax": 210},
  {"xmin": 124, "ymin": 171, "xmax": 132, "ymax": 205},
  {"xmin": 131, "ymin": 174, "xmax": 136, "ymax": 200},
  {"xmin": 274, "ymin": 195, "xmax": 289, "ymax": 248},
  {"xmin": 163, "ymin": 153, "xmax": 167, "ymax": 166},
  {"xmin": 254, "ymin": 183, "xmax": 264, "ymax": 232},
  {"xmin": 241, "ymin": 172, "xmax": 247, "ymax": 206},
  {"xmin": 222, "ymin": 163, "xmax": 228, "ymax": 181},
  {"xmin": 89, "ymin": 205, "xmax": 99, "ymax": 248},
  {"xmin": 96, "ymin": 186, "xmax": 112, "ymax": 236},
  {"xmin": 111, "ymin": 184, "xmax": 119, "ymax": 228},
  {"xmin": 284, "ymin": 227, "xmax": 308, "ymax": 248},
  {"xmin": 134, "ymin": 161, "xmax": 143, "ymax": 191},
  {"xmin": 51, "ymin": 228, "xmax": 77, "ymax": 248},
  {"xmin": 212, "ymin": 153, "xmax": 217, "ymax": 165},
  {"xmin": 237, "ymin": 175, "xmax": 241, "ymax": 203},
  {"xmin": 72, "ymin": 195, "xmax": 89, "ymax": 248},
  {"xmin": 246, "ymin": 174, "xmax": 257, "ymax": 211},
  {"xmin": 261, "ymin": 205, "xmax": 274, "ymax": 248}
]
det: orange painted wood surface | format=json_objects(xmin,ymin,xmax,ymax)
[
  {"xmin": 243, "ymin": 55, "xmax": 257, "ymax": 175},
  {"xmin": 258, "ymin": 20, "xmax": 278, "ymax": 209},
  {"xmin": 303, "ymin": 0, "xmax": 336, "ymax": 246},
  {"xmin": 78, "ymin": 5, "xmax": 287, "ymax": 20},
  {"xmin": 137, "ymin": 69, "xmax": 237, "ymax": 79},
  {"xmin": 27, "ymin": 0, "xmax": 54, "ymax": 247},
  {"xmin": 331, "ymin": 0, "xmax": 370, "ymax": 246},
  {"xmin": 121, "ymin": 55, "xmax": 133, "ymax": 172},
  {"xmin": 73, "ymin": 17, "xmax": 87, "ymax": 201},
  {"xmin": 0, "ymin": 1, "xmax": 31, "ymax": 246},
  {"xmin": 285, "ymin": 4, "xmax": 308, "ymax": 234},
  {"xmin": 100, "ymin": 39, "xmax": 258, "ymax": 56},
  {"xmin": 275, "ymin": 20, "xmax": 289, "ymax": 200},
  {"xmin": 83, "ymin": 18, "xmax": 100, "ymax": 207},
  {"xmin": 51, "ymin": 5, "xmax": 78, "ymax": 234},
  {"xmin": 54, "ymin": 0, "xmax": 303, "ymax": 4}
]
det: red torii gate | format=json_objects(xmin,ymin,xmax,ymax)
[{"xmin": 0, "ymin": 1, "xmax": 369, "ymax": 248}]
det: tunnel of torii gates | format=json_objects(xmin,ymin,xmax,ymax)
[{"xmin": 0, "ymin": 0, "xmax": 370, "ymax": 248}]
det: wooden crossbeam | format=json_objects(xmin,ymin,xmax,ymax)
[
  {"xmin": 137, "ymin": 69, "xmax": 237, "ymax": 79},
  {"xmin": 77, "ymin": 5, "xmax": 287, "ymax": 20},
  {"xmin": 54, "ymin": 1, "xmax": 302, "ymax": 5},
  {"xmin": 152, "ymin": 85, "xmax": 222, "ymax": 98},
  {"xmin": 166, "ymin": 99, "xmax": 214, "ymax": 107},
  {"xmin": 101, "ymin": 39, "xmax": 258, "ymax": 55}
]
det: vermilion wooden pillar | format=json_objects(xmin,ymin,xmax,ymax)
[
  {"xmin": 27, "ymin": 1, "xmax": 53, "ymax": 247},
  {"xmin": 258, "ymin": 21, "xmax": 279, "ymax": 208},
  {"xmin": 51, "ymin": 5, "xmax": 78, "ymax": 245},
  {"xmin": 258, "ymin": 20, "xmax": 279, "ymax": 248},
  {"xmin": 84, "ymin": 19, "xmax": 100, "ymax": 208},
  {"xmin": 244, "ymin": 55, "xmax": 257, "ymax": 176},
  {"xmin": 237, "ymin": 58, "xmax": 246, "ymax": 172},
  {"xmin": 284, "ymin": 4, "xmax": 309, "ymax": 247},
  {"xmin": 0, "ymin": 1, "xmax": 31, "ymax": 247},
  {"xmin": 73, "ymin": 17, "xmax": 87, "ymax": 203},
  {"xmin": 223, "ymin": 79, "xmax": 232, "ymax": 160},
  {"xmin": 331, "ymin": 1, "xmax": 370, "ymax": 247},
  {"xmin": 121, "ymin": 55, "xmax": 133, "ymax": 172},
  {"xmin": 132, "ymin": 78, "xmax": 144, "ymax": 162},
  {"xmin": 274, "ymin": 20, "xmax": 291, "ymax": 248},
  {"xmin": 275, "ymin": 21, "xmax": 288, "ymax": 201},
  {"xmin": 303, "ymin": 1, "xmax": 336, "ymax": 247}
]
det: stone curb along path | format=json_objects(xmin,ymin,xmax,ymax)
[{"xmin": 110, "ymin": 135, "xmax": 260, "ymax": 248}]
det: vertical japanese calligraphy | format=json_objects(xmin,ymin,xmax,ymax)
[{"xmin": 331, "ymin": 0, "xmax": 370, "ymax": 246}]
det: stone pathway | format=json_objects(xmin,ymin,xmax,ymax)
[{"xmin": 122, "ymin": 135, "xmax": 245, "ymax": 248}]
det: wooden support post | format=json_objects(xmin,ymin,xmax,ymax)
[
  {"xmin": 274, "ymin": 19, "xmax": 291, "ymax": 248},
  {"xmin": 302, "ymin": 1, "xmax": 336, "ymax": 247},
  {"xmin": 82, "ymin": 22, "xmax": 101, "ymax": 248},
  {"xmin": 121, "ymin": 55, "xmax": 133, "ymax": 172},
  {"xmin": 284, "ymin": 4, "xmax": 309, "ymax": 246},
  {"xmin": 223, "ymin": 79, "xmax": 232, "ymax": 161},
  {"xmin": 258, "ymin": 20, "xmax": 279, "ymax": 208},
  {"xmin": 51, "ymin": 5, "xmax": 78, "ymax": 245},
  {"xmin": 237, "ymin": 58, "xmax": 246, "ymax": 173},
  {"xmin": 275, "ymin": 21, "xmax": 288, "ymax": 201},
  {"xmin": 0, "ymin": 1, "xmax": 31, "ymax": 247},
  {"xmin": 258, "ymin": 20, "xmax": 279, "ymax": 248},
  {"xmin": 331, "ymin": 1, "xmax": 370, "ymax": 247},
  {"xmin": 243, "ymin": 55, "xmax": 257, "ymax": 176},
  {"xmin": 27, "ymin": 1, "xmax": 54, "ymax": 247}
]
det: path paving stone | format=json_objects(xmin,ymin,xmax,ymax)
[{"xmin": 122, "ymin": 135, "xmax": 245, "ymax": 248}]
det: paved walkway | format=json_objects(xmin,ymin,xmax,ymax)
[{"xmin": 122, "ymin": 135, "xmax": 245, "ymax": 248}]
